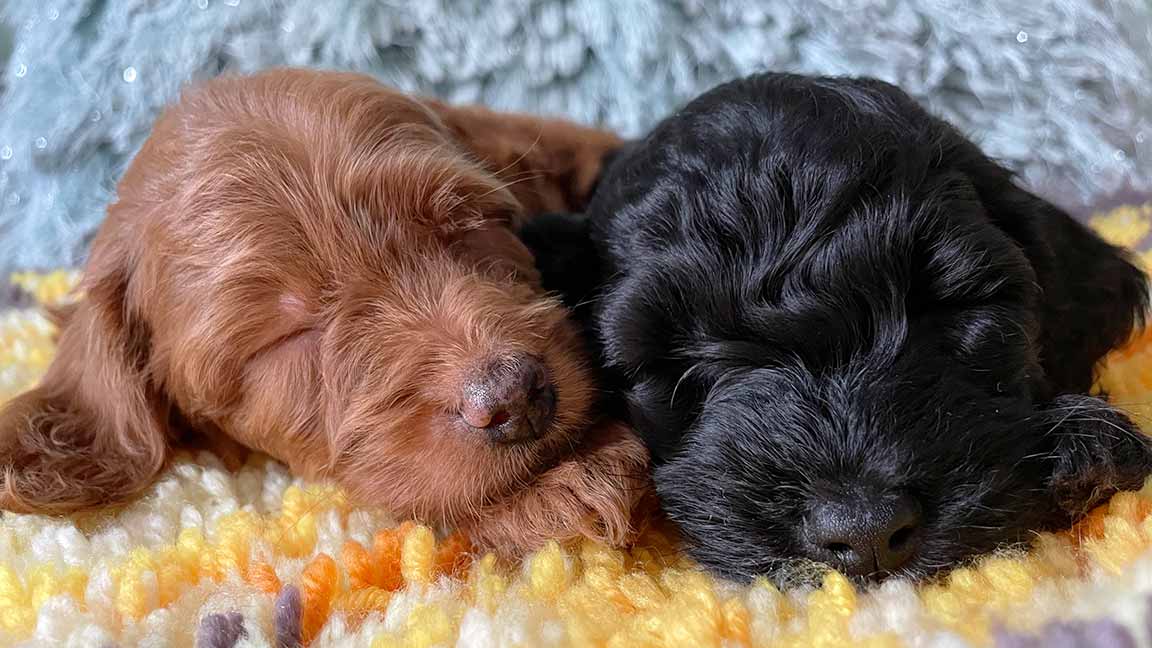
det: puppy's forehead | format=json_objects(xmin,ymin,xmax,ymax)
[
  {"xmin": 598, "ymin": 154, "xmax": 1036, "ymax": 377},
  {"xmin": 157, "ymin": 144, "xmax": 520, "ymax": 291},
  {"xmin": 129, "ymin": 69, "xmax": 523, "ymax": 260}
]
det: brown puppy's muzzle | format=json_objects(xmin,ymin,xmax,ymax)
[{"xmin": 459, "ymin": 352, "xmax": 557, "ymax": 444}]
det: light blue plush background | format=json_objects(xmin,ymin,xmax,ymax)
[{"xmin": 0, "ymin": 1, "xmax": 1149, "ymax": 277}]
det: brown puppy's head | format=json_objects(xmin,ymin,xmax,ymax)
[{"xmin": 0, "ymin": 69, "xmax": 604, "ymax": 529}]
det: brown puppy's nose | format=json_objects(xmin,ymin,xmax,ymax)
[{"xmin": 460, "ymin": 353, "xmax": 557, "ymax": 443}]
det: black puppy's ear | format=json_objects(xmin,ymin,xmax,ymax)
[
  {"xmin": 519, "ymin": 212, "xmax": 604, "ymax": 317},
  {"xmin": 1042, "ymin": 394, "xmax": 1152, "ymax": 517},
  {"xmin": 593, "ymin": 140, "xmax": 638, "ymax": 187},
  {"xmin": 517, "ymin": 142, "xmax": 640, "ymax": 316},
  {"xmin": 965, "ymin": 159, "xmax": 1148, "ymax": 394}
]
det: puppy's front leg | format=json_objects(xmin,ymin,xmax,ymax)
[
  {"xmin": 1043, "ymin": 394, "xmax": 1152, "ymax": 516},
  {"xmin": 462, "ymin": 421, "xmax": 652, "ymax": 558}
]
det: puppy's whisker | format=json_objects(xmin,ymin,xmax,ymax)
[
  {"xmin": 474, "ymin": 172, "xmax": 547, "ymax": 202},
  {"xmin": 669, "ymin": 362, "xmax": 704, "ymax": 408},
  {"xmin": 488, "ymin": 127, "xmax": 547, "ymax": 179}
]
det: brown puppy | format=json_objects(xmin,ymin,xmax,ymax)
[{"xmin": 0, "ymin": 68, "xmax": 650, "ymax": 556}]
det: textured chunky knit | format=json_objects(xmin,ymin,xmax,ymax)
[{"xmin": 0, "ymin": 203, "xmax": 1151, "ymax": 647}]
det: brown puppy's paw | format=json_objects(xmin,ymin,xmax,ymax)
[{"xmin": 464, "ymin": 421, "xmax": 652, "ymax": 557}]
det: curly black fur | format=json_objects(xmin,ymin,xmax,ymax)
[{"xmin": 523, "ymin": 73, "xmax": 1152, "ymax": 582}]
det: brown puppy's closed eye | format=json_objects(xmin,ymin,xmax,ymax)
[{"xmin": 0, "ymin": 68, "xmax": 651, "ymax": 557}]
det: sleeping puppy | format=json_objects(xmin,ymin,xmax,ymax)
[
  {"xmin": 524, "ymin": 73, "xmax": 1152, "ymax": 581},
  {"xmin": 0, "ymin": 68, "xmax": 651, "ymax": 557}
]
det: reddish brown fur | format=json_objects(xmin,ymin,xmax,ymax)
[{"xmin": 0, "ymin": 68, "xmax": 650, "ymax": 556}]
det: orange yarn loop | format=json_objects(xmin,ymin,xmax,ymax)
[
  {"xmin": 434, "ymin": 532, "xmax": 473, "ymax": 579},
  {"xmin": 300, "ymin": 553, "xmax": 339, "ymax": 644},
  {"xmin": 246, "ymin": 562, "xmax": 282, "ymax": 595},
  {"xmin": 333, "ymin": 586, "xmax": 393, "ymax": 625}
]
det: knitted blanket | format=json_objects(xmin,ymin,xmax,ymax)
[
  {"xmin": 3, "ymin": 1, "xmax": 1152, "ymax": 646},
  {"xmin": 1, "ymin": 199, "xmax": 1151, "ymax": 647}
]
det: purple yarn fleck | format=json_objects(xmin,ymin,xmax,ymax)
[
  {"xmin": 1146, "ymin": 593, "xmax": 1152, "ymax": 646},
  {"xmin": 1078, "ymin": 619, "xmax": 1137, "ymax": 648},
  {"xmin": 196, "ymin": 611, "xmax": 247, "ymax": 648},
  {"xmin": 1042, "ymin": 621, "xmax": 1090, "ymax": 648},
  {"xmin": 274, "ymin": 584, "xmax": 303, "ymax": 648},
  {"xmin": 993, "ymin": 625, "xmax": 1042, "ymax": 648},
  {"xmin": 995, "ymin": 617, "xmax": 1139, "ymax": 648}
]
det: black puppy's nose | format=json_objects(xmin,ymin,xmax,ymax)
[
  {"xmin": 459, "ymin": 353, "xmax": 556, "ymax": 444},
  {"xmin": 803, "ymin": 493, "xmax": 922, "ymax": 577}
]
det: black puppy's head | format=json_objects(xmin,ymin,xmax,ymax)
[{"xmin": 575, "ymin": 74, "xmax": 1152, "ymax": 582}]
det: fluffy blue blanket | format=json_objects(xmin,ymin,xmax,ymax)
[{"xmin": 0, "ymin": 0, "xmax": 1149, "ymax": 276}]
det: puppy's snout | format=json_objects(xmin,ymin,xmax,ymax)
[
  {"xmin": 460, "ymin": 353, "xmax": 557, "ymax": 444},
  {"xmin": 803, "ymin": 492, "xmax": 921, "ymax": 578}
]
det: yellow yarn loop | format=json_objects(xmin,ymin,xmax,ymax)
[
  {"xmin": 115, "ymin": 549, "xmax": 160, "ymax": 621},
  {"xmin": 404, "ymin": 604, "xmax": 456, "ymax": 648},
  {"xmin": 9, "ymin": 269, "xmax": 80, "ymax": 306},
  {"xmin": 401, "ymin": 525, "xmax": 436, "ymax": 586},
  {"xmin": 1091, "ymin": 204, "xmax": 1152, "ymax": 248},
  {"xmin": 370, "ymin": 634, "xmax": 403, "ymax": 648},
  {"xmin": 803, "ymin": 571, "xmax": 857, "ymax": 647},
  {"xmin": 0, "ymin": 564, "xmax": 34, "ymax": 634},
  {"xmin": 529, "ymin": 540, "xmax": 572, "ymax": 599},
  {"xmin": 467, "ymin": 553, "xmax": 507, "ymax": 613}
]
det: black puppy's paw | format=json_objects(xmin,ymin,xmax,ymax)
[{"xmin": 1043, "ymin": 394, "xmax": 1152, "ymax": 516}]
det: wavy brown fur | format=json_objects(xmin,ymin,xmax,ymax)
[{"xmin": 0, "ymin": 68, "xmax": 649, "ymax": 557}]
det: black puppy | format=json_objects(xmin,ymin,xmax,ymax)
[{"xmin": 522, "ymin": 73, "xmax": 1152, "ymax": 582}]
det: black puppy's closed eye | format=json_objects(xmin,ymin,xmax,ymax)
[{"xmin": 1042, "ymin": 393, "xmax": 1152, "ymax": 516}]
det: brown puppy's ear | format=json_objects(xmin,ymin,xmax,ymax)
[
  {"xmin": 1042, "ymin": 394, "xmax": 1152, "ymax": 517},
  {"xmin": 0, "ymin": 264, "xmax": 170, "ymax": 513},
  {"xmin": 423, "ymin": 98, "xmax": 623, "ymax": 213}
]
